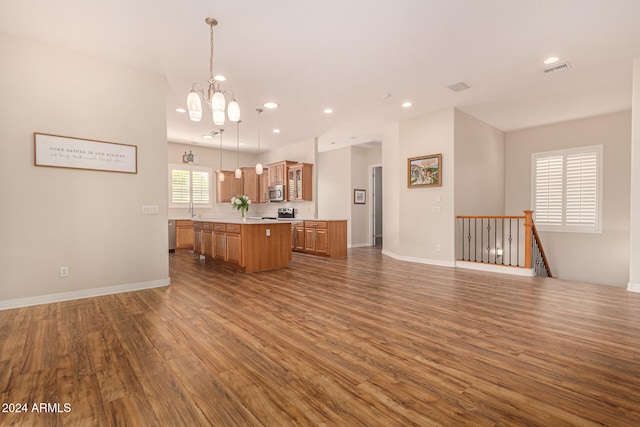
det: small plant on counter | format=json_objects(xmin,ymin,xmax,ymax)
[{"xmin": 231, "ymin": 194, "xmax": 251, "ymax": 219}]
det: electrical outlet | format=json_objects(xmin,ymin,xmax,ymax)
[{"xmin": 60, "ymin": 266, "xmax": 69, "ymax": 278}]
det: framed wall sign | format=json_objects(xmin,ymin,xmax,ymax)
[
  {"xmin": 354, "ymin": 189, "xmax": 366, "ymax": 204},
  {"xmin": 408, "ymin": 153, "xmax": 441, "ymax": 188},
  {"xmin": 34, "ymin": 133, "xmax": 138, "ymax": 174}
]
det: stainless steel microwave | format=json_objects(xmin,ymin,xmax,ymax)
[{"xmin": 268, "ymin": 184, "xmax": 284, "ymax": 202}]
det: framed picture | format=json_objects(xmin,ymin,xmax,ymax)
[
  {"xmin": 34, "ymin": 133, "xmax": 138, "ymax": 174},
  {"xmin": 354, "ymin": 189, "xmax": 366, "ymax": 204},
  {"xmin": 408, "ymin": 153, "xmax": 442, "ymax": 188}
]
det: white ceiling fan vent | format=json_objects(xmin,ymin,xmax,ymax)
[{"xmin": 543, "ymin": 60, "xmax": 571, "ymax": 74}]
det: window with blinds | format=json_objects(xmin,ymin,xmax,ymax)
[
  {"xmin": 531, "ymin": 146, "xmax": 602, "ymax": 233},
  {"xmin": 169, "ymin": 164, "xmax": 212, "ymax": 208}
]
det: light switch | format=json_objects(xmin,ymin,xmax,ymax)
[
  {"xmin": 266, "ymin": 228, "xmax": 271, "ymax": 236},
  {"xmin": 432, "ymin": 206, "xmax": 441, "ymax": 214}
]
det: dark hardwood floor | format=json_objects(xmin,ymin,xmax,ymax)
[{"xmin": 2, "ymin": 248, "xmax": 640, "ymax": 426}]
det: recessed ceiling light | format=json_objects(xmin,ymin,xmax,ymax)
[
  {"xmin": 544, "ymin": 56, "xmax": 560, "ymax": 65},
  {"xmin": 402, "ymin": 101, "xmax": 412, "ymax": 108},
  {"xmin": 263, "ymin": 102, "xmax": 278, "ymax": 109},
  {"xmin": 213, "ymin": 75, "xmax": 226, "ymax": 82},
  {"xmin": 239, "ymin": 142, "xmax": 245, "ymax": 146},
  {"xmin": 176, "ymin": 108, "xmax": 187, "ymax": 113},
  {"xmin": 273, "ymin": 129, "xmax": 281, "ymax": 134},
  {"xmin": 324, "ymin": 108, "xmax": 333, "ymax": 114},
  {"xmin": 202, "ymin": 134, "xmax": 214, "ymax": 139}
]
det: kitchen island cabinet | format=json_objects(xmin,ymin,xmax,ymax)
[
  {"xmin": 193, "ymin": 219, "xmax": 292, "ymax": 272},
  {"xmin": 294, "ymin": 220, "xmax": 347, "ymax": 258}
]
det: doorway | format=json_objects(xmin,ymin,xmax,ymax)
[{"xmin": 371, "ymin": 165, "xmax": 383, "ymax": 247}]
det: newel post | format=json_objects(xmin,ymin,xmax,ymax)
[{"xmin": 523, "ymin": 210, "xmax": 533, "ymax": 269}]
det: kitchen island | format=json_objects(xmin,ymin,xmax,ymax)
[{"xmin": 192, "ymin": 219, "xmax": 292, "ymax": 272}]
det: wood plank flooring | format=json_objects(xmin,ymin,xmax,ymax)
[{"xmin": 2, "ymin": 248, "xmax": 640, "ymax": 426}]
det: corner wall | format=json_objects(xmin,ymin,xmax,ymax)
[{"xmin": 0, "ymin": 33, "xmax": 169, "ymax": 306}]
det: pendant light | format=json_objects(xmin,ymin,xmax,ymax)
[
  {"xmin": 255, "ymin": 108, "xmax": 264, "ymax": 175},
  {"xmin": 218, "ymin": 129, "xmax": 225, "ymax": 182},
  {"xmin": 187, "ymin": 17, "xmax": 240, "ymax": 126},
  {"xmin": 234, "ymin": 120, "xmax": 242, "ymax": 179}
]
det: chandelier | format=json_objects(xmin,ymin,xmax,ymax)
[{"xmin": 187, "ymin": 18, "xmax": 240, "ymax": 126}]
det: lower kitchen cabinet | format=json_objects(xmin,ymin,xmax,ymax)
[
  {"xmin": 291, "ymin": 221, "xmax": 306, "ymax": 252},
  {"xmin": 301, "ymin": 220, "xmax": 347, "ymax": 258},
  {"xmin": 175, "ymin": 220, "xmax": 194, "ymax": 250}
]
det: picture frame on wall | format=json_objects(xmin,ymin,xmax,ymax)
[
  {"xmin": 354, "ymin": 189, "xmax": 366, "ymax": 204},
  {"xmin": 407, "ymin": 153, "xmax": 442, "ymax": 188},
  {"xmin": 34, "ymin": 133, "xmax": 138, "ymax": 174}
]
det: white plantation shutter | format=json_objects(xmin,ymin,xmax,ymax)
[
  {"xmin": 169, "ymin": 165, "xmax": 212, "ymax": 208},
  {"xmin": 171, "ymin": 169, "xmax": 191, "ymax": 204},
  {"xmin": 534, "ymin": 155, "xmax": 563, "ymax": 225},
  {"xmin": 532, "ymin": 146, "xmax": 602, "ymax": 233},
  {"xmin": 566, "ymin": 152, "xmax": 598, "ymax": 226},
  {"xmin": 191, "ymin": 170, "xmax": 210, "ymax": 204}
]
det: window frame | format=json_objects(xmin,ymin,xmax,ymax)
[
  {"xmin": 168, "ymin": 164, "xmax": 213, "ymax": 209},
  {"xmin": 531, "ymin": 145, "xmax": 603, "ymax": 234}
]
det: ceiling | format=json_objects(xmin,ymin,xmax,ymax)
[{"xmin": 2, "ymin": 0, "xmax": 640, "ymax": 153}]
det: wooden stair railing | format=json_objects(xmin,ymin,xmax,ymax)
[{"xmin": 457, "ymin": 210, "xmax": 552, "ymax": 277}]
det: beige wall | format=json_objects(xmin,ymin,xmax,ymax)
[
  {"xmin": 505, "ymin": 111, "xmax": 631, "ymax": 287},
  {"xmin": 318, "ymin": 147, "xmax": 352, "ymax": 242},
  {"xmin": 0, "ymin": 34, "xmax": 169, "ymax": 304},
  {"xmin": 454, "ymin": 109, "xmax": 505, "ymax": 216},
  {"xmin": 383, "ymin": 108, "xmax": 456, "ymax": 265}
]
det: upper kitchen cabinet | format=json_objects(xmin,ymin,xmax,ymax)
[
  {"xmin": 216, "ymin": 170, "xmax": 243, "ymax": 203},
  {"xmin": 288, "ymin": 163, "xmax": 313, "ymax": 201},
  {"xmin": 268, "ymin": 161, "xmax": 296, "ymax": 186},
  {"xmin": 242, "ymin": 166, "xmax": 270, "ymax": 204}
]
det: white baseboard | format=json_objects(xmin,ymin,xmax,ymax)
[
  {"xmin": 627, "ymin": 282, "xmax": 640, "ymax": 293},
  {"xmin": 349, "ymin": 242, "xmax": 372, "ymax": 248},
  {"xmin": 381, "ymin": 250, "xmax": 456, "ymax": 268},
  {"xmin": 0, "ymin": 278, "xmax": 170, "ymax": 311},
  {"xmin": 456, "ymin": 261, "xmax": 535, "ymax": 277}
]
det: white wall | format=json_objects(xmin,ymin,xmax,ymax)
[
  {"xmin": 384, "ymin": 108, "xmax": 456, "ymax": 266},
  {"xmin": 630, "ymin": 58, "xmax": 640, "ymax": 291},
  {"xmin": 505, "ymin": 111, "xmax": 631, "ymax": 287},
  {"xmin": 0, "ymin": 34, "xmax": 169, "ymax": 305}
]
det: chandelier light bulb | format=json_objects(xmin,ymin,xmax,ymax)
[
  {"xmin": 228, "ymin": 100, "xmax": 240, "ymax": 122},
  {"xmin": 212, "ymin": 91, "xmax": 226, "ymax": 112},
  {"xmin": 187, "ymin": 90, "xmax": 202, "ymax": 122},
  {"xmin": 213, "ymin": 110, "xmax": 225, "ymax": 126}
]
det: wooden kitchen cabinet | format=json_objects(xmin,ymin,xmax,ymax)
[
  {"xmin": 258, "ymin": 168, "xmax": 270, "ymax": 203},
  {"xmin": 212, "ymin": 223, "xmax": 242, "ymax": 265},
  {"xmin": 242, "ymin": 167, "xmax": 259, "ymax": 203},
  {"xmin": 287, "ymin": 163, "xmax": 313, "ymax": 201},
  {"xmin": 291, "ymin": 221, "xmax": 305, "ymax": 252},
  {"xmin": 175, "ymin": 220, "xmax": 194, "ymax": 250},
  {"xmin": 193, "ymin": 220, "xmax": 291, "ymax": 272},
  {"xmin": 268, "ymin": 161, "xmax": 296, "ymax": 186},
  {"xmin": 216, "ymin": 170, "xmax": 243, "ymax": 203},
  {"xmin": 303, "ymin": 220, "xmax": 347, "ymax": 257}
]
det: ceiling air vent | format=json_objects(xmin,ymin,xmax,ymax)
[
  {"xmin": 447, "ymin": 81, "xmax": 471, "ymax": 92},
  {"xmin": 543, "ymin": 60, "xmax": 571, "ymax": 74}
]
